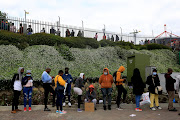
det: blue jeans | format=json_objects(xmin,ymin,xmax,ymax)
[
  {"xmin": 101, "ymin": 88, "xmax": 112, "ymax": 106},
  {"xmin": 23, "ymin": 87, "xmax": 32, "ymax": 107},
  {"xmin": 135, "ymin": 95, "xmax": 141, "ymax": 108},
  {"xmin": 56, "ymin": 89, "xmax": 64, "ymax": 111}
]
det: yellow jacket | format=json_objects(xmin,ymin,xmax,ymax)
[
  {"xmin": 54, "ymin": 75, "xmax": 66, "ymax": 88},
  {"xmin": 116, "ymin": 66, "xmax": 125, "ymax": 85}
]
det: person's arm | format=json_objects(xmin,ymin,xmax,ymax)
[
  {"xmin": 91, "ymin": 91, "xmax": 96, "ymax": 99},
  {"xmin": 70, "ymin": 75, "xmax": 73, "ymax": 83},
  {"xmin": 42, "ymin": 72, "xmax": 52, "ymax": 83},
  {"xmin": 116, "ymin": 72, "xmax": 124, "ymax": 82},
  {"xmin": 99, "ymin": 76, "xmax": 102, "ymax": 84},
  {"xmin": 156, "ymin": 75, "xmax": 161, "ymax": 86},
  {"xmin": 80, "ymin": 79, "xmax": 84, "ymax": 88},
  {"xmin": 86, "ymin": 91, "xmax": 89, "ymax": 100},
  {"xmin": 11, "ymin": 74, "xmax": 17, "ymax": 89},
  {"xmin": 58, "ymin": 76, "xmax": 66, "ymax": 86}
]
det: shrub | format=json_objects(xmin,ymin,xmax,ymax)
[{"xmin": 146, "ymin": 43, "xmax": 171, "ymax": 50}]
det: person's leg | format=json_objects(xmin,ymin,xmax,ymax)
[
  {"xmin": 56, "ymin": 90, "xmax": 60, "ymax": 111},
  {"xmin": 116, "ymin": 86, "xmax": 121, "ymax": 108},
  {"xmin": 23, "ymin": 88, "xmax": 28, "ymax": 108},
  {"xmin": 12, "ymin": 90, "xmax": 17, "ymax": 111},
  {"xmin": 135, "ymin": 95, "xmax": 141, "ymax": 108},
  {"xmin": 43, "ymin": 84, "xmax": 49, "ymax": 108},
  {"xmin": 28, "ymin": 87, "xmax": 32, "ymax": 108},
  {"xmin": 122, "ymin": 86, "xmax": 127, "ymax": 102},
  {"xmin": 168, "ymin": 91, "xmax": 174, "ymax": 110},
  {"xmin": 150, "ymin": 93, "xmax": 155, "ymax": 108},
  {"xmin": 49, "ymin": 85, "xmax": 56, "ymax": 106},
  {"xmin": 107, "ymin": 88, "xmax": 112, "ymax": 110},
  {"xmin": 59, "ymin": 90, "xmax": 64, "ymax": 111},
  {"xmin": 155, "ymin": 94, "xmax": 159, "ymax": 107},
  {"xmin": 101, "ymin": 88, "xmax": 107, "ymax": 107},
  {"xmin": 92, "ymin": 99, "xmax": 97, "ymax": 108},
  {"xmin": 15, "ymin": 91, "xmax": 21, "ymax": 110}
]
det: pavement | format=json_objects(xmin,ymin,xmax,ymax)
[{"xmin": 0, "ymin": 103, "xmax": 180, "ymax": 120}]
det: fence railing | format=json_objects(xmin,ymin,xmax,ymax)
[{"xmin": 0, "ymin": 16, "xmax": 154, "ymax": 43}]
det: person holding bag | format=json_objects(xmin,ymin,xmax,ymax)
[
  {"xmin": 146, "ymin": 69, "xmax": 162, "ymax": 111},
  {"xmin": 54, "ymin": 70, "xmax": 67, "ymax": 114}
]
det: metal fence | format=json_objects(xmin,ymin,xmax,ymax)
[{"xmin": 0, "ymin": 16, "xmax": 154, "ymax": 43}]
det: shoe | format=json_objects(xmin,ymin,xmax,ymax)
[
  {"xmin": 11, "ymin": 110, "xmax": 16, "ymax": 114},
  {"xmin": 24, "ymin": 107, "xmax": 27, "ymax": 112},
  {"xmin": 135, "ymin": 108, "xmax": 142, "ymax": 112},
  {"xmin": 77, "ymin": 108, "xmax": 83, "ymax": 112},
  {"xmin": 29, "ymin": 107, "xmax": 31, "ymax": 111},
  {"xmin": 56, "ymin": 110, "xmax": 59, "ymax": 113},
  {"xmin": 156, "ymin": 106, "xmax": 162, "ymax": 110},
  {"xmin": 15, "ymin": 109, "xmax": 22, "ymax": 111},
  {"xmin": 150, "ymin": 107, "xmax": 156, "ymax": 111},
  {"xmin": 108, "ymin": 105, "xmax": 111, "ymax": 110},
  {"xmin": 95, "ymin": 108, "xmax": 97, "ymax": 110},
  {"xmin": 103, "ymin": 106, "xmax": 106, "ymax": 110},
  {"xmin": 44, "ymin": 107, "xmax": 51, "ymax": 111},
  {"xmin": 63, "ymin": 102, "xmax": 66, "ymax": 107},
  {"xmin": 68, "ymin": 102, "xmax": 72, "ymax": 107},
  {"xmin": 62, "ymin": 110, "xmax": 67, "ymax": 114},
  {"xmin": 59, "ymin": 111, "xmax": 67, "ymax": 114},
  {"xmin": 116, "ymin": 107, "xmax": 123, "ymax": 110},
  {"xmin": 169, "ymin": 108, "xmax": 177, "ymax": 112}
]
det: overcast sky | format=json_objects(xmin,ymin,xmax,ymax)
[{"xmin": 1, "ymin": 0, "xmax": 180, "ymax": 37}]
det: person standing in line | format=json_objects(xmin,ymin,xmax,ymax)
[
  {"xmin": 22, "ymin": 70, "xmax": 33, "ymax": 112},
  {"xmin": 165, "ymin": 68, "xmax": 177, "ymax": 111},
  {"xmin": 111, "ymin": 35, "xmax": 114, "ymax": 42},
  {"xmin": 27, "ymin": 25, "xmax": 33, "ymax": 35},
  {"xmin": 113, "ymin": 66, "xmax": 127, "ymax": 110},
  {"xmin": 131, "ymin": 68, "xmax": 145, "ymax": 112},
  {"xmin": 41, "ymin": 28, "xmax": 45, "ymax": 33},
  {"xmin": 94, "ymin": 33, "xmax": 98, "ymax": 40},
  {"xmin": 71, "ymin": 30, "xmax": 75, "ymax": 37},
  {"xmin": 42, "ymin": 68, "xmax": 56, "ymax": 111},
  {"xmin": 62, "ymin": 67, "xmax": 73, "ymax": 107},
  {"xmin": 99, "ymin": 68, "xmax": 113, "ymax": 110},
  {"xmin": 10, "ymin": 23, "xmax": 16, "ymax": 33},
  {"xmin": 50, "ymin": 27, "xmax": 56, "ymax": 35},
  {"xmin": 54, "ymin": 70, "xmax": 67, "ymax": 114},
  {"xmin": 56, "ymin": 29, "xmax": 61, "ymax": 36},
  {"xmin": 19, "ymin": 23, "xmax": 23, "ymax": 34},
  {"xmin": 11, "ymin": 67, "xmax": 24, "ymax": 113},
  {"xmin": 74, "ymin": 73, "xmax": 85, "ymax": 112},
  {"xmin": 85, "ymin": 85, "xmax": 97, "ymax": 110},
  {"xmin": 146, "ymin": 69, "xmax": 162, "ymax": 111}
]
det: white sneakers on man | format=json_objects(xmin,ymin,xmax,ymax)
[
  {"xmin": 63, "ymin": 102, "xmax": 66, "ymax": 107},
  {"xmin": 68, "ymin": 102, "xmax": 72, "ymax": 107}
]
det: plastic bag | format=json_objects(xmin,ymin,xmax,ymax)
[{"xmin": 140, "ymin": 92, "xmax": 151, "ymax": 106}]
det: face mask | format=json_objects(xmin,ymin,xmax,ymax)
[
  {"xmin": 65, "ymin": 71, "xmax": 68, "ymax": 74},
  {"xmin": 104, "ymin": 72, "xmax": 108, "ymax": 75},
  {"xmin": 26, "ymin": 74, "xmax": 31, "ymax": 76},
  {"xmin": 21, "ymin": 72, "xmax": 24, "ymax": 74},
  {"xmin": 47, "ymin": 71, "xmax": 50, "ymax": 74},
  {"xmin": 153, "ymin": 72, "xmax": 157, "ymax": 76}
]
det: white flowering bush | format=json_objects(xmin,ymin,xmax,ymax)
[{"xmin": 0, "ymin": 45, "xmax": 179, "ymax": 80}]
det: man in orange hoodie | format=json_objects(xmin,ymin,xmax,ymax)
[
  {"xmin": 114, "ymin": 66, "xmax": 126, "ymax": 110},
  {"xmin": 99, "ymin": 68, "xmax": 113, "ymax": 110}
]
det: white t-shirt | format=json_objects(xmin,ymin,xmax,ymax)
[
  {"xmin": 24, "ymin": 79, "xmax": 33, "ymax": 87},
  {"xmin": 14, "ymin": 80, "xmax": 22, "ymax": 91}
]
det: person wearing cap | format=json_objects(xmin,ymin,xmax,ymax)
[
  {"xmin": 99, "ymin": 68, "xmax": 113, "ymax": 110},
  {"xmin": 74, "ymin": 73, "xmax": 85, "ymax": 112},
  {"xmin": 85, "ymin": 85, "xmax": 97, "ymax": 110},
  {"xmin": 22, "ymin": 70, "xmax": 33, "ymax": 112}
]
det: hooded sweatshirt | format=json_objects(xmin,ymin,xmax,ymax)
[
  {"xmin": 116, "ymin": 66, "xmax": 125, "ymax": 86},
  {"xmin": 99, "ymin": 68, "xmax": 113, "ymax": 88},
  {"xmin": 74, "ymin": 73, "xmax": 84, "ymax": 89},
  {"xmin": 12, "ymin": 67, "xmax": 24, "ymax": 91}
]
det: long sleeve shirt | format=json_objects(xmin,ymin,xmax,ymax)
[{"xmin": 42, "ymin": 71, "xmax": 52, "ymax": 83}]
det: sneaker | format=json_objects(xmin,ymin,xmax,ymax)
[
  {"xmin": 68, "ymin": 102, "xmax": 72, "ymax": 107},
  {"xmin": 108, "ymin": 105, "xmax": 111, "ymax": 110},
  {"xmin": 44, "ymin": 107, "xmax": 51, "ymax": 111},
  {"xmin": 103, "ymin": 106, "xmax": 106, "ymax": 111},
  {"xmin": 56, "ymin": 110, "xmax": 59, "ymax": 113},
  {"xmin": 29, "ymin": 107, "xmax": 31, "ymax": 111},
  {"xmin": 24, "ymin": 107, "xmax": 27, "ymax": 112},
  {"xmin": 156, "ymin": 106, "xmax": 162, "ymax": 110},
  {"xmin": 150, "ymin": 107, "xmax": 156, "ymax": 111},
  {"xmin": 116, "ymin": 107, "xmax": 123, "ymax": 110},
  {"xmin": 95, "ymin": 108, "xmax": 97, "ymax": 110},
  {"xmin": 77, "ymin": 108, "xmax": 83, "ymax": 112},
  {"xmin": 135, "ymin": 108, "xmax": 142, "ymax": 112},
  {"xmin": 11, "ymin": 110, "xmax": 16, "ymax": 114},
  {"xmin": 63, "ymin": 102, "xmax": 66, "ymax": 107},
  {"xmin": 59, "ymin": 110, "xmax": 67, "ymax": 114},
  {"xmin": 62, "ymin": 110, "xmax": 67, "ymax": 114},
  {"xmin": 169, "ymin": 108, "xmax": 177, "ymax": 112}
]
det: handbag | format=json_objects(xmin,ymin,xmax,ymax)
[
  {"xmin": 56, "ymin": 76, "xmax": 65, "ymax": 91},
  {"xmin": 152, "ymin": 77, "xmax": 162, "ymax": 95}
]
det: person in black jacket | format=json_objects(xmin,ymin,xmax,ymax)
[
  {"xmin": 131, "ymin": 68, "xmax": 145, "ymax": 112},
  {"xmin": 146, "ymin": 69, "xmax": 162, "ymax": 111},
  {"xmin": 165, "ymin": 68, "xmax": 177, "ymax": 111},
  {"xmin": 11, "ymin": 67, "xmax": 24, "ymax": 114},
  {"xmin": 85, "ymin": 85, "xmax": 97, "ymax": 110}
]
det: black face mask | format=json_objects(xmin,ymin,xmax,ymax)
[
  {"xmin": 21, "ymin": 72, "xmax": 24, "ymax": 74},
  {"xmin": 47, "ymin": 71, "xmax": 50, "ymax": 74},
  {"xmin": 65, "ymin": 71, "xmax": 68, "ymax": 74}
]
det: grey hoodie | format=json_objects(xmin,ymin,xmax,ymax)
[{"xmin": 74, "ymin": 73, "xmax": 84, "ymax": 88}]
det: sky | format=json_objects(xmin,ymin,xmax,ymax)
[{"xmin": 1, "ymin": 0, "xmax": 180, "ymax": 37}]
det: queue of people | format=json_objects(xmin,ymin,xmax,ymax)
[{"xmin": 10, "ymin": 66, "xmax": 180, "ymax": 116}]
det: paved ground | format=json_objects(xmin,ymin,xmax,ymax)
[{"xmin": 0, "ymin": 103, "xmax": 180, "ymax": 120}]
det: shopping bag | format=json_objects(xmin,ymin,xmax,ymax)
[{"xmin": 140, "ymin": 92, "xmax": 151, "ymax": 106}]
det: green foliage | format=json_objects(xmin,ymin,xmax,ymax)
[
  {"xmin": 145, "ymin": 43, "xmax": 171, "ymax": 50},
  {"xmin": 55, "ymin": 44, "xmax": 75, "ymax": 61}
]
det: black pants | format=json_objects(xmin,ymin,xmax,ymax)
[
  {"xmin": 12, "ymin": 90, "xmax": 21, "ymax": 111},
  {"xmin": 43, "ymin": 83, "xmax": 56, "ymax": 108},
  {"xmin": 116, "ymin": 85, "xmax": 127, "ymax": 107},
  {"xmin": 56, "ymin": 89, "xmax": 64, "ymax": 111}
]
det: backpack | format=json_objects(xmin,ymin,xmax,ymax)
[{"xmin": 113, "ymin": 71, "xmax": 117, "ymax": 84}]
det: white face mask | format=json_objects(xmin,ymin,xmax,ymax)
[
  {"xmin": 104, "ymin": 72, "xmax": 108, "ymax": 75},
  {"xmin": 153, "ymin": 72, "xmax": 157, "ymax": 76}
]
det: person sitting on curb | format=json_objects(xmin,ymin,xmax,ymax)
[
  {"xmin": 165, "ymin": 68, "xmax": 177, "ymax": 111},
  {"xmin": 146, "ymin": 69, "xmax": 162, "ymax": 111},
  {"xmin": 54, "ymin": 70, "xmax": 67, "ymax": 114},
  {"xmin": 22, "ymin": 70, "xmax": 33, "ymax": 112},
  {"xmin": 11, "ymin": 67, "xmax": 24, "ymax": 113},
  {"xmin": 99, "ymin": 68, "xmax": 113, "ymax": 110},
  {"xmin": 85, "ymin": 85, "xmax": 97, "ymax": 110}
]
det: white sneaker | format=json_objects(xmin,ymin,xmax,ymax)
[
  {"xmin": 150, "ymin": 107, "xmax": 156, "ymax": 111},
  {"xmin": 68, "ymin": 102, "xmax": 71, "ymax": 107},
  {"xmin": 157, "ymin": 106, "xmax": 162, "ymax": 110},
  {"xmin": 63, "ymin": 102, "xmax": 66, "ymax": 107},
  {"xmin": 116, "ymin": 107, "xmax": 123, "ymax": 110}
]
